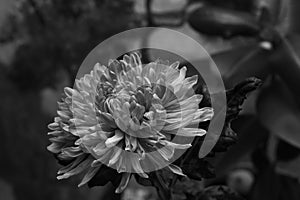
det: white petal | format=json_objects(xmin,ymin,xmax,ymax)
[
  {"xmin": 167, "ymin": 164, "xmax": 186, "ymax": 176},
  {"xmin": 105, "ymin": 130, "xmax": 124, "ymax": 148},
  {"xmin": 160, "ymin": 140, "xmax": 192, "ymax": 149},
  {"xmin": 78, "ymin": 166, "xmax": 100, "ymax": 187},
  {"xmin": 108, "ymin": 147, "xmax": 122, "ymax": 166},
  {"xmin": 115, "ymin": 173, "xmax": 131, "ymax": 193},
  {"xmin": 192, "ymin": 107, "xmax": 214, "ymax": 123},
  {"xmin": 57, "ymin": 157, "xmax": 92, "ymax": 180},
  {"xmin": 168, "ymin": 128, "xmax": 207, "ymax": 137},
  {"xmin": 157, "ymin": 145, "xmax": 174, "ymax": 160}
]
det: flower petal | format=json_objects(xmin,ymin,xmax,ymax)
[
  {"xmin": 105, "ymin": 130, "xmax": 124, "ymax": 148},
  {"xmin": 78, "ymin": 166, "xmax": 101, "ymax": 187},
  {"xmin": 57, "ymin": 157, "xmax": 93, "ymax": 180},
  {"xmin": 167, "ymin": 164, "xmax": 186, "ymax": 176},
  {"xmin": 115, "ymin": 173, "xmax": 131, "ymax": 193}
]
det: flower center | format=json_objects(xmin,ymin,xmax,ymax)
[{"xmin": 95, "ymin": 82, "xmax": 115, "ymax": 112}]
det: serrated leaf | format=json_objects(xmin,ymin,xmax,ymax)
[{"xmin": 199, "ymin": 77, "xmax": 262, "ymax": 158}]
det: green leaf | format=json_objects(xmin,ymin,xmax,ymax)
[
  {"xmin": 196, "ymin": 78, "xmax": 262, "ymax": 160},
  {"xmin": 288, "ymin": 0, "xmax": 300, "ymax": 33},
  {"xmin": 277, "ymin": 155, "xmax": 300, "ymax": 180},
  {"xmin": 188, "ymin": 5, "xmax": 260, "ymax": 38},
  {"xmin": 215, "ymin": 46, "xmax": 271, "ymax": 88},
  {"xmin": 215, "ymin": 115, "xmax": 268, "ymax": 175},
  {"xmin": 252, "ymin": 164, "xmax": 300, "ymax": 200},
  {"xmin": 211, "ymin": 44, "xmax": 258, "ymax": 78},
  {"xmin": 177, "ymin": 78, "xmax": 262, "ymax": 179},
  {"xmin": 276, "ymin": 139, "xmax": 300, "ymax": 162},
  {"xmin": 210, "ymin": 43, "xmax": 273, "ymax": 91},
  {"xmin": 276, "ymin": 139, "xmax": 300, "ymax": 180},
  {"xmin": 270, "ymin": 34, "xmax": 300, "ymax": 104},
  {"xmin": 149, "ymin": 171, "xmax": 172, "ymax": 200},
  {"xmin": 257, "ymin": 77, "xmax": 300, "ymax": 148}
]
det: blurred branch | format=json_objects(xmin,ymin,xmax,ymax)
[{"xmin": 146, "ymin": 0, "xmax": 154, "ymax": 26}]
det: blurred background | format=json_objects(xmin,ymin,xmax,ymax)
[{"xmin": 1, "ymin": 0, "xmax": 300, "ymax": 199}]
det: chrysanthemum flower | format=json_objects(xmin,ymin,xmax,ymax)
[{"xmin": 47, "ymin": 53, "xmax": 213, "ymax": 193}]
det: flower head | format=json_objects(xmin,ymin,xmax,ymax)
[{"xmin": 47, "ymin": 53, "xmax": 213, "ymax": 192}]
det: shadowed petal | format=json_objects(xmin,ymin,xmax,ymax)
[{"xmin": 115, "ymin": 173, "xmax": 131, "ymax": 193}]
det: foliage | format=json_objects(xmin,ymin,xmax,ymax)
[
  {"xmin": 189, "ymin": 0, "xmax": 256, "ymax": 12},
  {"xmin": 188, "ymin": 5, "xmax": 259, "ymax": 38},
  {"xmin": 186, "ymin": 0, "xmax": 300, "ymax": 199},
  {"xmin": 1, "ymin": 0, "xmax": 138, "ymax": 91}
]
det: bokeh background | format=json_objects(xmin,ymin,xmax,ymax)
[{"xmin": 1, "ymin": 0, "xmax": 300, "ymax": 200}]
